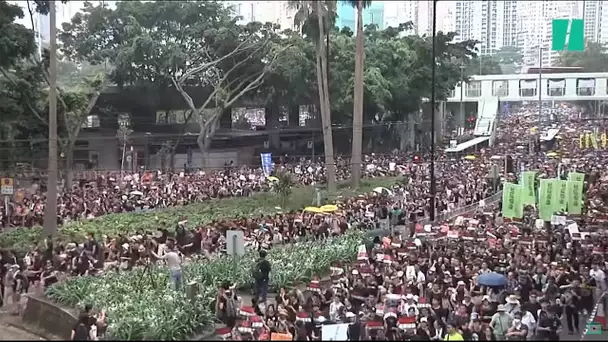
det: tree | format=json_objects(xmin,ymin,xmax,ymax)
[
  {"xmin": 466, "ymin": 55, "xmax": 502, "ymax": 75},
  {"xmin": 557, "ymin": 41, "xmax": 608, "ymax": 72},
  {"xmin": 271, "ymin": 170, "xmax": 295, "ymax": 209},
  {"xmin": 291, "ymin": 0, "xmax": 338, "ymax": 192},
  {"xmin": 51, "ymin": 0, "xmax": 480, "ymax": 175},
  {"xmin": 348, "ymin": 0, "xmax": 373, "ymax": 189},
  {"xmin": 0, "ymin": 1, "xmax": 43, "ymax": 168},
  {"xmin": 173, "ymin": 21, "xmax": 285, "ymax": 165},
  {"xmin": 60, "ymin": 1, "xmax": 286, "ymax": 168},
  {"xmin": 494, "ymin": 46, "xmax": 523, "ymax": 74}
]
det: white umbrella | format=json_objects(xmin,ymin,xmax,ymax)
[
  {"xmin": 490, "ymin": 155, "xmax": 502, "ymax": 160},
  {"xmin": 373, "ymin": 187, "xmax": 394, "ymax": 196},
  {"xmin": 130, "ymin": 190, "xmax": 144, "ymax": 196}
]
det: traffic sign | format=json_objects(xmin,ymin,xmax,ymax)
[{"xmin": 1, "ymin": 177, "xmax": 14, "ymax": 195}]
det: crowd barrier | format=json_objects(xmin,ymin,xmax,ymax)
[
  {"xmin": 365, "ymin": 191, "xmax": 503, "ymax": 239},
  {"xmin": 416, "ymin": 191, "xmax": 503, "ymax": 226}
]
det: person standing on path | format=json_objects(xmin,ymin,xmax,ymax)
[
  {"xmin": 253, "ymin": 250, "xmax": 271, "ymax": 304},
  {"xmin": 150, "ymin": 238, "xmax": 183, "ymax": 290}
]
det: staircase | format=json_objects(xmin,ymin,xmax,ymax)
[{"xmin": 474, "ymin": 98, "xmax": 499, "ymax": 137}]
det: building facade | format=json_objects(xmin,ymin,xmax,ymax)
[
  {"xmin": 583, "ymin": 0, "xmax": 608, "ymax": 45},
  {"xmin": 453, "ymin": 1, "xmax": 518, "ymax": 55},
  {"xmin": 335, "ymin": 2, "xmax": 385, "ymax": 31},
  {"xmin": 517, "ymin": 1, "xmax": 580, "ymax": 67}
]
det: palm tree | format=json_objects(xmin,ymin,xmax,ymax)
[
  {"xmin": 290, "ymin": 1, "xmax": 338, "ymax": 192},
  {"xmin": 347, "ymin": 0, "xmax": 372, "ymax": 189}
]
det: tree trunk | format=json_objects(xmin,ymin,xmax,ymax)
[
  {"xmin": 120, "ymin": 141, "xmax": 126, "ymax": 181},
  {"xmin": 351, "ymin": 0, "xmax": 364, "ymax": 189},
  {"xmin": 168, "ymin": 110, "xmax": 193, "ymax": 171},
  {"xmin": 196, "ymin": 110, "xmax": 221, "ymax": 168},
  {"xmin": 62, "ymin": 91, "xmax": 99, "ymax": 188},
  {"xmin": 315, "ymin": 2, "xmax": 336, "ymax": 192},
  {"xmin": 64, "ymin": 138, "xmax": 76, "ymax": 189}
]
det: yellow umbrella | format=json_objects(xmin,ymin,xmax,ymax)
[
  {"xmin": 303, "ymin": 206, "xmax": 323, "ymax": 213},
  {"xmin": 464, "ymin": 155, "xmax": 476, "ymax": 160},
  {"xmin": 267, "ymin": 176, "xmax": 279, "ymax": 182},
  {"xmin": 530, "ymin": 127, "xmax": 537, "ymax": 134},
  {"xmin": 546, "ymin": 152, "xmax": 558, "ymax": 157},
  {"xmin": 320, "ymin": 204, "xmax": 338, "ymax": 212}
]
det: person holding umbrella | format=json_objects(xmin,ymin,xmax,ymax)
[{"xmin": 477, "ymin": 272, "xmax": 507, "ymax": 287}]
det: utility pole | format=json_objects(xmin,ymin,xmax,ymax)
[
  {"xmin": 459, "ymin": 65, "xmax": 465, "ymax": 132},
  {"xmin": 538, "ymin": 46, "xmax": 543, "ymax": 126},
  {"xmin": 43, "ymin": 1, "xmax": 58, "ymax": 236},
  {"xmin": 429, "ymin": 0, "xmax": 437, "ymax": 222}
]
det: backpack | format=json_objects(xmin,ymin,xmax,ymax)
[{"xmin": 73, "ymin": 324, "xmax": 90, "ymax": 341}]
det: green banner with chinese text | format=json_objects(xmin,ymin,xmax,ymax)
[
  {"xmin": 521, "ymin": 171, "xmax": 537, "ymax": 205},
  {"xmin": 567, "ymin": 180, "xmax": 584, "ymax": 215},
  {"xmin": 502, "ymin": 182, "xmax": 523, "ymax": 219},
  {"xmin": 539, "ymin": 179, "xmax": 556, "ymax": 221}
]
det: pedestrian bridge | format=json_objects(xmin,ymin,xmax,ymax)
[
  {"xmin": 446, "ymin": 71, "xmax": 608, "ymax": 102},
  {"xmin": 443, "ymin": 72, "xmax": 608, "ymax": 152}
]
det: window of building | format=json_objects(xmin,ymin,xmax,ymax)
[
  {"xmin": 81, "ymin": 114, "xmax": 100, "ymax": 128},
  {"xmin": 519, "ymin": 80, "xmax": 537, "ymax": 97},
  {"xmin": 465, "ymin": 81, "xmax": 481, "ymax": 97},
  {"xmin": 118, "ymin": 113, "xmax": 131, "ymax": 127},
  {"xmin": 577, "ymin": 78, "xmax": 596, "ymax": 96},
  {"xmin": 547, "ymin": 78, "xmax": 566, "ymax": 96},
  {"xmin": 492, "ymin": 80, "xmax": 508, "ymax": 96},
  {"xmin": 156, "ymin": 111, "xmax": 168, "ymax": 124}
]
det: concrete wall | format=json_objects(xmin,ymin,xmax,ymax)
[
  {"xmin": 21, "ymin": 294, "xmax": 78, "ymax": 340},
  {"xmin": 75, "ymin": 131, "xmax": 120, "ymax": 171},
  {"xmin": 148, "ymin": 147, "xmax": 257, "ymax": 171}
]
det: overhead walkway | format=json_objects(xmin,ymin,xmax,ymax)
[
  {"xmin": 445, "ymin": 136, "xmax": 491, "ymax": 153},
  {"xmin": 540, "ymin": 128, "xmax": 560, "ymax": 141}
]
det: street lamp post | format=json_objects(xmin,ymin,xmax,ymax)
[
  {"xmin": 460, "ymin": 65, "xmax": 465, "ymax": 132},
  {"xmin": 429, "ymin": 0, "xmax": 437, "ymax": 222},
  {"xmin": 43, "ymin": 1, "xmax": 58, "ymax": 236},
  {"xmin": 538, "ymin": 46, "xmax": 543, "ymax": 126}
]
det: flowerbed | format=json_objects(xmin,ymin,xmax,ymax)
[
  {"xmin": 0, "ymin": 178, "xmax": 399, "ymax": 251},
  {"xmin": 46, "ymin": 230, "xmax": 365, "ymax": 340}
]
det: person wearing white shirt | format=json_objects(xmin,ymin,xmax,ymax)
[
  {"xmin": 151, "ymin": 238, "xmax": 183, "ymax": 290},
  {"xmin": 590, "ymin": 264, "xmax": 606, "ymax": 291},
  {"xmin": 521, "ymin": 310, "xmax": 536, "ymax": 340},
  {"xmin": 329, "ymin": 296, "xmax": 344, "ymax": 321}
]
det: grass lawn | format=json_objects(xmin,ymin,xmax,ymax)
[{"xmin": 0, "ymin": 177, "xmax": 401, "ymax": 251}]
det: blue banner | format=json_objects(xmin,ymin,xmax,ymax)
[{"xmin": 260, "ymin": 153, "xmax": 273, "ymax": 176}]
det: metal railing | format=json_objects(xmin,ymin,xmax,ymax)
[
  {"xmin": 581, "ymin": 290, "xmax": 608, "ymax": 341},
  {"xmin": 415, "ymin": 191, "xmax": 503, "ymax": 225}
]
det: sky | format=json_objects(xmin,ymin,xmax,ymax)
[{"xmin": 10, "ymin": 1, "xmax": 115, "ymax": 29}]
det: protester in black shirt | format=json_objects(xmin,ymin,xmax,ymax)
[
  {"xmin": 563, "ymin": 284, "xmax": 580, "ymax": 334},
  {"xmin": 253, "ymin": 250, "xmax": 271, "ymax": 304},
  {"xmin": 347, "ymin": 316, "xmax": 362, "ymax": 341},
  {"xmin": 536, "ymin": 308, "xmax": 562, "ymax": 341},
  {"xmin": 522, "ymin": 294, "xmax": 541, "ymax": 321},
  {"xmin": 71, "ymin": 313, "xmax": 92, "ymax": 341}
]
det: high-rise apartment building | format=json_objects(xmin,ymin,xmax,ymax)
[
  {"xmin": 517, "ymin": 1, "xmax": 579, "ymax": 67},
  {"xmin": 384, "ymin": 1, "xmax": 419, "ymax": 33},
  {"xmin": 335, "ymin": 2, "xmax": 356, "ymax": 30},
  {"xmin": 383, "ymin": 1, "xmax": 451, "ymax": 36},
  {"xmin": 453, "ymin": 1, "xmax": 518, "ymax": 55},
  {"xmin": 583, "ymin": 1, "xmax": 608, "ymax": 45},
  {"xmin": 335, "ymin": 2, "xmax": 384, "ymax": 31}
]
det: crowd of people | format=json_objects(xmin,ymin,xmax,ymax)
[
  {"xmin": 209, "ymin": 104, "xmax": 608, "ymax": 341},
  {"xmin": 1, "ymin": 102, "xmax": 607, "ymax": 342}
]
